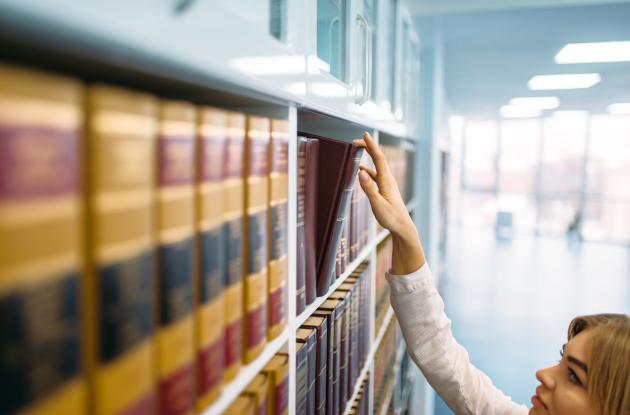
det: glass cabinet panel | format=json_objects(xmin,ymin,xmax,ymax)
[{"xmin": 317, "ymin": 0, "xmax": 349, "ymax": 81}]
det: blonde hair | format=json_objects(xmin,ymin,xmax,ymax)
[{"xmin": 568, "ymin": 314, "xmax": 630, "ymax": 415}]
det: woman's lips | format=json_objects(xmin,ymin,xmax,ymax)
[{"xmin": 531, "ymin": 394, "xmax": 548, "ymax": 410}]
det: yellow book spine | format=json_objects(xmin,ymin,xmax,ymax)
[
  {"xmin": 155, "ymin": 100, "xmax": 196, "ymax": 415},
  {"xmin": 86, "ymin": 84, "xmax": 158, "ymax": 415},
  {"xmin": 223, "ymin": 112, "xmax": 246, "ymax": 381},
  {"xmin": 243, "ymin": 116, "xmax": 270, "ymax": 363},
  {"xmin": 0, "ymin": 64, "xmax": 86, "ymax": 415},
  {"xmin": 195, "ymin": 107, "xmax": 227, "ymax": 410},
  {"xmin": 267, "ymin": 119, "xmax": 288, "ymax": 341}
]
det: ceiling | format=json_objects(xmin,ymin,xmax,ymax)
[{"xmin": 412, "ymin": 2, "xmax": 630, "ymax": 117}]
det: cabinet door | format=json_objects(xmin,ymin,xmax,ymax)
[
  {"xmin": 0, "ymin": 0, "xmax": 308, "ymax": 103},
  {"xmin": 304, "ymin": 0, "xmax": 354, "ymax": 116}
]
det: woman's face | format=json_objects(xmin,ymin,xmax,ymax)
[{"xmin": 530, "ymin": 330, "xmax": 600, "ymax": 415}]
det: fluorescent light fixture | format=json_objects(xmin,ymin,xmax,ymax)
[
  {"xmin": 509, "ymin": 97, "xmax": 560, "ymax": 109},
  {"xmin": 555, "ymin": 41, "xmax": 630, "ymax": 64},
  {"xmin": 500, "ymin": 105, "xmax": 542, "ymax": 118},
  {"xmin": 552, "ymin": 110, "xmax": 588, "ymax": 118},
  {"xmin": 528, "ymin": 73, "xmax": 601, "ymax": 90},
  {"xmin": 608, "ymin": 103, "xmax": 630, "ymax": 114}
]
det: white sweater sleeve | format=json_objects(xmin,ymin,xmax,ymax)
[{"xmin": 386, "ymin": 264, "xmax": 528, "ymax": 415}]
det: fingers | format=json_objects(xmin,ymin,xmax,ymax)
[
  {"xmin": 359, "ymin": 165, "xmax": 377, "ymax": 180},
  {"xmin": 354, "ymin": 132, "xmax": 390, "ymax": 182},
  {"xmin": 358, "ymin": 170, "xmax": 384, "ymax": 205}
]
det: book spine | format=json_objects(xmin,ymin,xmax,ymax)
[
  {"xmin": 0, "ymin": 65, "xmax": 86, "ymax": 415},
  {"xmin": 86, "ymin": 85, "xmax": 157, "ymax": 415},
  {"xmin": 312, "ymin": 311, "xmax": 335, "ymax": 415},
  {"xmin": 265, "ymin": 355, "xmax": 289, "ymax": 415},
  {"xmin": 243, "ymin": 116, "xmax": 269, "ymax": 363},
  {"xmin": 317, "ymin": 146, "xmax": 364, "ymax": 295},
  {"xmin": 302, "ymin": 322, "xmax": 327, "ymax": 415},
  {"xmin": 337, "ymin": 301, "xmax": 348, "ymax": 413},
  {"xmin": 268, "ymin": 119, "xmax": 288, "ymax": 339},
  {"xmin": 196, "ymin": 107, "xmax": 227, "ymax": 410},
  {"xmin": 295, "ymin": 137, "xmax": 307, "ymax": 315},
  {"xmin": 318, "ymin": 324, "xmax": 328, "ymax": 415},
  {"xmin": 305, "ymin": 332, "xmax": 317, "ymax": 415},
  {"xmin": 223, "ymin": 112, "xmax": 245, "ymax": 381},
  {"xmin": 156, "ymin": 101, "xmax": 196, "ymax": 415},
  {"xmin": 295, "ymin": 344, "xmax": 308, "ymax": 414},
  {"xmin": 303, "ymin": 139, "xmax": 319, "ymax": 305}
]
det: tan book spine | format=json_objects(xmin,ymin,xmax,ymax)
[
  {"xmin": 195, "ymin": 107, "xmax": 227, "ymax": 410},
  {"xmin": 263, "ymin": 354, "xmax": 289, "ymax": 415},
  {"xmin": 0, "ymin": 64, "xmax": 86, "ymax": 415},
  {"xmin": 223, "ymin": 112, "xmax": 246, "ymax": 381},
  {"xmin": 86, "ymin": 84, "xmax": 158, "ymax": 415},
  {"xmin": 155, "ymin": 100, "xmax": 196, "ymax": 415},
  {"xmin": 267, "ymin": 119, "xmax": 288, "ymax": 340},
  {"xmin": 243, "ymin": 116, "xmax": 270, "ymax": 363}
]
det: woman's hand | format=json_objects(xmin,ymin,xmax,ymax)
[{"xmin": 353, "ymin": 132, "xmax": 426, "ymax": 275}]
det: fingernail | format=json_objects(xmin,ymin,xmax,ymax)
[{"xmin": 358, "ymin": 170, "xmax": 369, "ymax": 182}]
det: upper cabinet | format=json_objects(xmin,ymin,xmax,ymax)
[{"xmin": 0, "ymin": 0, "xmax": 421, "ymax": 138}]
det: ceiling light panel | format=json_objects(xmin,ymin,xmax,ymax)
[
  {"xmin": 500, "ymin": 105, "xmax": 542, "ymax": 118},
  {"xmin": 608, "ymin": 103, "xmax": 630, "ymax": 114},
  {"xmin": 527, "ymin": 73, "xmax": 601, "ymax": 90},
  {"xmin": 509, "ymin": 97, "xmax": 560, "ymax": 109},
  {"xmin": 555, "ymin": 41, "xmax": 630, "ymax": 64}
]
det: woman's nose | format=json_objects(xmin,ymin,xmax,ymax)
[{"xmin": 536, "ymin": 365, "xmax": 557, "ymax": 390}]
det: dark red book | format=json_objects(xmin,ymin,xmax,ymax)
[
  {"xmin": 304, "ymin": 139, "xmax": 319, "ymax": 305},
  {"xmin": 296, "ymin": 137, "xmax": 307, "ymax": 314},
  {"xmin": 312, "ymin": 304, "xmax": 338, "ymax": 415},
  {"xmin": 302, "ymin": 316, "xmax": 328, "ymax": 415},
  {"xmin": 298, "ymin": 133, "xmax": 363, "ymax": 296}
]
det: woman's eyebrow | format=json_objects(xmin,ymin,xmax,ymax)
[{"xmin": 567, "ymin": 355, "xmax": 589, "ymax": 374}]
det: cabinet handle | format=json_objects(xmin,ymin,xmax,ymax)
[{"xmin": 355, "ymin": 14, "xmax": 371, "ymax": 105}]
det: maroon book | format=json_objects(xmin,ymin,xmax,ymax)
[
  {"xmin": 296, "ymin": 137, "xmax": 307, "ymax": 314},
  {"xmin": 298, "ymin": 133, "xmax": 364, "ymax": 296},
  {"xmin": 304, "ymin": 139, "xmax": 319, "ymax": 305}
]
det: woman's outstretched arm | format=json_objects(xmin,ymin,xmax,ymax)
[{"xmin": 353, "ymin": 132, "xmax": 528, "ymax": 415}]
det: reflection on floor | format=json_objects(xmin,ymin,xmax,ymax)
[{"xmin": 433, "ymin": 227, "xmax": 630, "ymax": 415}]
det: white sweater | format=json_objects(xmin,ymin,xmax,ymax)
[{"xmin": 386, "ymin": 263, "xmax": 529, "ymax": 415}]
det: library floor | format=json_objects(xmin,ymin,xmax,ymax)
[{"xmin": 433, "ymin": 227, "xmax": 630, "ymax": 414}]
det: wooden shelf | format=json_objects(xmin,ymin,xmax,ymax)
[{"xmin": 201, "ymin": 327, "xmax": 289, "ymax": 415}]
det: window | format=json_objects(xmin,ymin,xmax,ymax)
[{"xmin": 463, "ymin": 121, "xmax": 498, "ymax": 191}]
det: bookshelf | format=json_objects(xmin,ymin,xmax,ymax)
[{"xmin": 0, "ymin": 3, "xmax": 423, "ymax": 415}]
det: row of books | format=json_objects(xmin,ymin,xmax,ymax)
[
  {"xmin": 345, "ymin": 377, "xmax": 369, "ymax": 415},
  {"xmin": 0, "ymin": 64, "xmax": 289, "ymax": 415},
  {"xmin": 224, "ymin": 353, "xmax": 289, "ymax": 415},
  {"xmin": 373, "ymin": 318, "xmax": 398, "ymax": 415},
  {"xmin": 375, "ymin": 236, "xmax": 393, "ymax": 332},
  {"xmin": 295, "ymin": 263, "xmax": 371, "ymax": 415},
  {"xmin": 380, "ymin": 144, "xmax": 413, "ymax": 204},
  {"xmin": 295, "ymin": 134, "xmax": 366, "ymax": 314}
]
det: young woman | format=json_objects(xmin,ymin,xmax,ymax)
[{"xmin": 353, "ymin": 132, "xmax": 630, "ymax": 415}]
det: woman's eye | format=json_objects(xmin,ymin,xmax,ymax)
[{"xmin": 567, "ymin": 369, "xmax": 583, "ymax": 386}]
